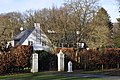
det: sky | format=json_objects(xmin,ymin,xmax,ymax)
[
  {"xmin": 99, "ymin": 0, "xmax": 119, "ymax": 22},
  {"xmin": 0, "ymin": 0, "xmax": 119, "ymax": 23}
]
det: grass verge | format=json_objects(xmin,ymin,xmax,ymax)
[{"xmin": 0, "ymin": 71, "xmax": 104, "ymax": 80}]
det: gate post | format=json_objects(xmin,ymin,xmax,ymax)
[
  {"xmin": 57, "ymin": 50, "xmax": 64, "ymax": 71},
  {"xmin": 67, "ymin": 61, "xmax": 73, "ymax": 72},
  {"xmin": 31, "ymin": 53, "xmax": 38, "ymax": 73}
]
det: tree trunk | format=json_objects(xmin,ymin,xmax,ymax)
[
  {"xmin": 102, "ymin": 64, "xmax": 104, "ymax": 70},
  {"xmin": 84, "ymin": 63, "xmax": 87, "ymax": 70},
  {"xmin": 117, "ymin": 63, "xmax": 119, "ymax": 69},
  {"xmin": 78, "ymin": 57, "xmax": 80, "ymax": 63}
]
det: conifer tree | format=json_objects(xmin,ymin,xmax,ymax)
[
  {"xmin": 113, "ymin": 18, "xmax": 120, "ymax": 48},
  {"xmin": 88, "ymin": 7, "xmax": 112, "ymax": 48}
]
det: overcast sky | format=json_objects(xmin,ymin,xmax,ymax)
[{"xmin": 0, "ymin": 0, "xmax": 119, "ymax": 22}]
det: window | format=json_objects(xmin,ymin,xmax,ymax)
[
  {"xmin": 42, "ymin": 41, "xmax": 46, "ymax": 46},
  {"xmin": 28, "ymin": 41, "xmax": 33, "ymax": 45}
]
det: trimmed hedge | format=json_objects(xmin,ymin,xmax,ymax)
[
  {"xmin": 1, "ymin": 46, "xmax": 120, "ymax": 74},
  {"xmin": 0, "ymin": 45, "xmax": 33, "ymax": 74},
  {"xmin": 79, "ymin": 49, "xmax": 120, "ymax": 70}
]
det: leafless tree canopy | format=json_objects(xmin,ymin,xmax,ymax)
[{"xmin": 0, "ymin": 0, "xmax": 113, "ymax": 48}]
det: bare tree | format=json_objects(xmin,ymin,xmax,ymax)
[
  {"xmin": 0, "ymin": 0, "xmax": 99, "ymax": 48},
  {"xmin": 0, "ymin": 12, "xmax": 24, "ymax": 46},
  {"xmin": 29, "ymin": 0, "xmax": 99, "ymax": 48},
  {"xmin": 64, "ymin": 0, "xmax": 99, "ymax": 44},
  {"xmin": 23, "ymin": 10, "xmax": 37, "ymax": 28}
]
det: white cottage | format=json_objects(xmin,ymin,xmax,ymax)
[{"xmin": 13, "ymin": 23, "xmax": 52, "ymax": 52}]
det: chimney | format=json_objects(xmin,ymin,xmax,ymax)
[{"xmin": 34, "ymin": 23, "xmax": 40, "ymax": 29}]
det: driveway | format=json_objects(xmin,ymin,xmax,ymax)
[{"xmin": 59, "ymin": 73, "xmax": 120, "ymax": 80}]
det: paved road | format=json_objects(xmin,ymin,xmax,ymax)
[{"xmin": 59, "ymin": 73, "xmax": 120, "ymax": 80}]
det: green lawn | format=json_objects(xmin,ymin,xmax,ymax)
[{"xmin": 0, "ymin": 72, "xmax": 104, "ymax": 80}]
